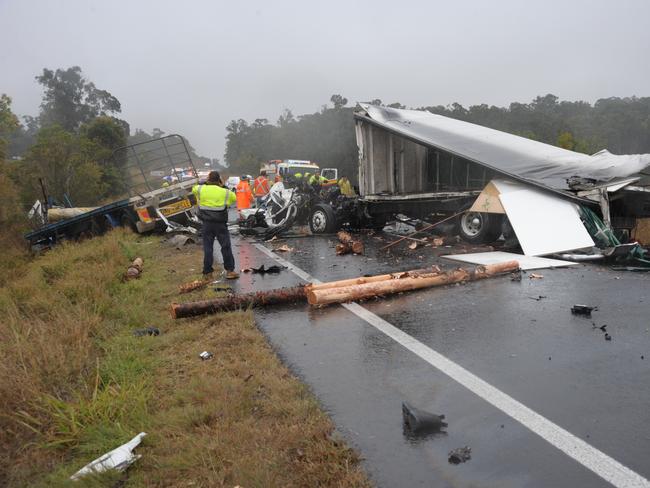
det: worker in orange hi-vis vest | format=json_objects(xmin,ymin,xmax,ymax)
[
  {"xmin": 253, "ymin": 170, "xmax": 271, "ymax": 206},
  {"xmin": 235, "ymin": 175, "xmax": 254, "ymax": 211}
]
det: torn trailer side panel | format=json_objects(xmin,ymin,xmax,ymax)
[
  {"xmin": 355, "ymin": 104, "xmax": 650, "ymax": 194},
  {"xmin": 353, "ymin": 104, "xmax": 650, "ymax": 241}
]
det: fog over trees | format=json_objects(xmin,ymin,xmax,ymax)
[
  {"xmin": 2, "ymin": 65, "xmax": 650, "ymax": 210},
  {"xmin": 225, "ymin": 94, "xmax": 650, "ymax": 180}
]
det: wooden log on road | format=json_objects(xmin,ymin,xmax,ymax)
[
  {"xmin": 171, "ymin": 285, "xmax": 306, "ymax": 318},
  {"xmin": 308, "ymin": 265, "xmax": 442, "ymax": 291},
  {"xmin": 307, "ymin": 261, "xmax": 519, "ymax": 306}
]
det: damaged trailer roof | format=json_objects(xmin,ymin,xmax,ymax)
[{"xmin": 355, "ymin": 104, "xmax": 650, "ymax": 193}]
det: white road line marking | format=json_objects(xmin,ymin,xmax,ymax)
[{"xmin": 254, "ymin": 242, "xmax": 650, "ymax": 488}]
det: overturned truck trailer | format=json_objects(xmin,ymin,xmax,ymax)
[{"xmin": 353, "ymin": 104, "xmax": 650, "ymax": 243}]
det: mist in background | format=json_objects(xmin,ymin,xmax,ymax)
[{"xmin": 1, "ymin": 0, "xmax": 649, "ymax": 160}]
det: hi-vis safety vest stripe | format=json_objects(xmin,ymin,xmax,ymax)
[
  {"xmin": 196, "ymin": 184, "xmax": 232, "ymax": 211},
  {"xmin": 254, "ymin": 177, "xmax": 269, "ymax": 195}
]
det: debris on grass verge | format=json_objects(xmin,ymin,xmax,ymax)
[
  {"xmin": 0, "ymin": 229, "xmax": 370, "ymax": 487},
  {"xmin": 70, "ymin": 432, "xmax": 146, "ymax": 480}
]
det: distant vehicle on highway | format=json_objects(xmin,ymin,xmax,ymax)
[{"xmin": 261, "ymin": 159, "xmax": 338, "ymax": 182}]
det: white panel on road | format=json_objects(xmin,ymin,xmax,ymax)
[
  {"xmin": 442, "ymin": 251, "xmax": 578, "ymax": 270},
  {"xmin": 498, "ymin": 188, "xmax": 594, "ymax": 256}
]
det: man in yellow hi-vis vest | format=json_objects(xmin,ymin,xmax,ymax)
[{"xmin": 192, "ymin": 171, "xmax": 239, "ymax": 279}]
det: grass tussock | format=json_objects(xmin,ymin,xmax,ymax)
[
  {"xmin": 0, "ymin": 229, "xmax": 156, "ymax": 486},
  {"xmin": 0, "ymin": 229, "xmax": 370, "ymax": 487}
]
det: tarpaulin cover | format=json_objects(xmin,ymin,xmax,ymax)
[{"xmin": 355, "ymin": 104, "xmax": 650, "ymax": 191}]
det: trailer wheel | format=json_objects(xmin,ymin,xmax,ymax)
[
  {"xmin": 309, "ymin": 204, "xmax": 337, "ymax": 234},
  {"xmin": 458, "ymin": 211, "xmax": 503, "ymax": 244},
  {"xmin": 121, "ymin": 213, "xmax": 137, "ymax": 233}
]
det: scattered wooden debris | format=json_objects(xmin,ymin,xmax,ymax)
[
  {"xmin": 124, "ymin": 257, "xmax": 144, "ymax": 280},
  {"xmin": 179, "ymin": 279, "xmax": 212, "ymax": 294},
  {"xmin": 380, "ymin": 210, "xmax": 466, "ymax": 251},
  {"xmin": 274, "ymin": 244, "xmax": 294, "ymax": 252},
  {"xmin": 335, "ymin": 231, "xmax": 364, "ymax": 255}
]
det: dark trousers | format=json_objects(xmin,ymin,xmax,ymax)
[{"xmin": 202, "ymin": 220, "xmax": 235, "ymax": 274}]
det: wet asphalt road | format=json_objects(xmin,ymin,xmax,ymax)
[{"xmin": 225, "ymin": 230, "xmax": 650, "ymax": 488}]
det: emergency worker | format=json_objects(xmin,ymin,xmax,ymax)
[
  {"xmin": 338, "ymin": 176, "xmax": 356, "ymax": 197},
  {"xmin": 253, "ymin": 170, "xmax": 270, "ymax": 205},
  {"xmin": 235, "ymin": 175, "xmax": 254, "ymax": 210},
  {"xmin": 192, "ymin": 171, "xmax": 239, "ymax": 279}
]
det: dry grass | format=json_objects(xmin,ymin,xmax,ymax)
[{"xmin": 0, "ymin": 229, "xmax": 370, "ymax": 487}]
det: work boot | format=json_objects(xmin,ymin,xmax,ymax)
[{"xmin": 225, "ymin": 271, "xmax": 240, "ymax": 279}]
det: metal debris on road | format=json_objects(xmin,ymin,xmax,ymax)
[
  {"xmin": 199, "ymin": 351, "xmax": 214, "ymax": 360},
  {"xmin": 402, "ymin": 402, "xmax": 448, "ymax": 435},
  {"xmin": 448, "ymin": 446, "xmax": 472, "ymax": 465},
  {"xmin": 165, "ymin": 234, "xmax": 197, "ymax": 249},
  {"xmin": 528, "ymin": 295, "xmax": 547, "ymax": 301},
  {"xmin": 571, "ymin": 304, "xmax": 595, "ymax": 317},
  {"xmin": 242, "ymin": 264, "xmax": 285, "ymax": 274}
]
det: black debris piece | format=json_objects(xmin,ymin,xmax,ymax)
[
  {"xmin": 571, "ymin": 304, "xmax": 595, "ymax": 317},
  {"xmin": 132, "ymin": 327, "xmax": 160, "ymax": 337},
  {"xmin": 605, "ymin": 333, "xmax": 612, "ymax": 341},
  {"xmin": 402, "ymin": 402, "xmax": 447, "ymax": 434},
  {"xmin": 448, "ymin": 446, "xmax": 472, "ymax": 464},
  {"xmin": 243, "ymin": 264, "xmax": 285, "ymax": 274},
  {"xmin": 528, "ymin": 295, "xmax": 547, "ymax": 301},
  {"xmin": 599, "ymin": 325, "xmax": 607, "ymax": 332}
]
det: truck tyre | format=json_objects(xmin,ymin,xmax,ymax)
[
  {"xmin": 121, "ymin": 213, "xmax": 138, "ymax": 233},
  {"xmin": 309, "ymin": 204, "xmax": 337, "ymax": 234},
  {"xmin": 458, "ymin": 211, "xmax": 503, "ymax": 244},
  {"xmin": 366, "ymin": 215, "xmax": 387, "ymax": 231}
]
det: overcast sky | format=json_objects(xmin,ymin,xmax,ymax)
[{"xmin": 1, "ymin": 0, "xmax": 649, "ymax": 161}]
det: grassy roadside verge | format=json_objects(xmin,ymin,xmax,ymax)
[{"xmin": 0, "ymin": 229, "xmax": 370, "ymax": 487}]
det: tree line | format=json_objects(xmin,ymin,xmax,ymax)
[
  {"xmin": 0, "ymin": 66, "xmax": 218, "ymax": 216},
  {"xmin": 225, "ymin": 94, "xmax": 650, "ymax": 181}
]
